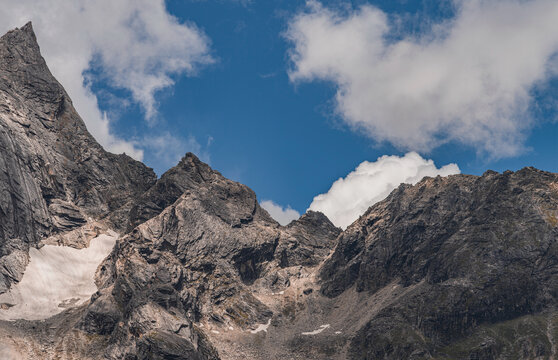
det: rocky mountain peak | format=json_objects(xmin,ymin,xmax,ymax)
[
  {"xmin": 123, "ymin": 151, "xmax": 270, "ymax": 232},
  {"xmin": 318, "ymin": 168, "xmax": 558, "ymax": 358},
  {"xmin": 0, "ymin": 21, "xmax": 65, "ymax": 108},
  {"xmin": 177, "ymin": 152, "xmax": 214, "ymax": 177},
  {"xmin": 0, "ymin": 23, "xmax": 156, "ymax": 294},
  {"xmin": 1, "ymin": 21, "xmax": 41, "ymax": 62},
  {"xmin": 287, "ymin": 210, "xmax": 337, "ymax": 230}
]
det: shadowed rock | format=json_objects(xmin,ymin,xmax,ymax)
[
  {"xmin": 0, "ymin": 23, "xmax": 156, "ymax": 292},
  {"xmin": 84, "ymin": 150, "xmax": 340, "ymax": 358},
  {"xmin": 320, "ymin": 168, "xmax": 558, "ymax": 358}
]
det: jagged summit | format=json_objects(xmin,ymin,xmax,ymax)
[
  {"xmin": 287, "ymin": 210, "xmax": 336, "ymax": 228},
  {"xmin": 319, "ymin": 168, "xmax": 558, "ymax": 358},
  {"xmin": 0, "ymin": 21, "xmax": 64, "ymax": 106},
  {"xmin": 1, "ymin": 21, "xmax": 40, "ymax": 54},
  {"xmin": 178, "ymin": 151, "xmax": 210, "ymax": 167}
]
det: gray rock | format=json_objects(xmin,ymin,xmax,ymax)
[
  {"xmin": 277, "ymin": 210, "xmax": 341, "ymax": 268},
  {"xmin": 0, "ymin": 22, "xmax": 343, "ymax": 360},
  {"xmin": 0, "ymin": 22, "xmax": 156, "ymax": 292},
  {"xmin": 77, "ymin": 151, "xmax": 342, "ymax": 358},
  {"xmin": 320, "ymin": 168, "xmax": 558, "ymax": 358},
  {"xmin": 126, "ymin": 152, "xmax": 220, "ymax": 231}
]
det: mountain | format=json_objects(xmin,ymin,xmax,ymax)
[
  {"xmin": 321, "ymin": 169, "xmax": 558, "ymax": 358},
  {"xmin": 0, "ymin": 23, "xmax": 558, "ymax": 360},
  {"xmin": 0, "ymin": 22, "xmax": 156, "ymax": 295}
]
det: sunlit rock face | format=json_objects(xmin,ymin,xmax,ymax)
[
  {"xmin": 77, "ymin": 152, "xmax": 340, "ymax": 359},
  {"xmin": 0, "ymin": 232, "xmax": 118, "ymax": 321}
]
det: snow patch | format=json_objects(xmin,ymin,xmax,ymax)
[
  {"xmin": 0, "ymin": 232, "xmax": 118, "ymax": 321},
  {"xmin": 0, "ymin": 343, "xmax": 22, "ymax": 360},
  {"xmin": 302, "ymin": 324, "xmax": 330, "ymax": 336},
  {"xmin": 250, "ymin": 319, "xmax": 271, "ymax": 334}
]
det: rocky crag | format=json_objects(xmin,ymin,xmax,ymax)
[
  {"xmin": 1, "ymin": 23, "xmax": 558, "ymax": 360},
  {"xmin": 0, "ymin": 22, "xmax": 156, "ymax": 295}
]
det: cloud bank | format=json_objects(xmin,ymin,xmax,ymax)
[
  {"xmin": 260, "ymin": 200, "xmax": 301, "ymax": 226},
  {"xmin": 0, "ymin": 0, "xmax": 213, "ymax": 160},
  {"xmin": 286, "ymin": 0, "xmax": 558, "ymax": 158},
  {"xmin": 308, "ymin": 152, "xmax": 460, "ymax": 229}
]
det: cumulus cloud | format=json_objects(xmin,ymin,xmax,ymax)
[
  {"xmin": 0, "ymin": 1, "xmax": 212, "ymax": 160},
  {"xmin": 260, "ymin": 200, "xmax": 301, "ymax": 226},
  {"xmin": 286, "ymin": 0, "xmax": 558, "ymax": 158},
  {"xmin": 308, "ymin": 152, "xmax": 460, "ymax": 229}
]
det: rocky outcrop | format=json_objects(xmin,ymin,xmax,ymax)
[
  {"xmin": 0, "ymin": 23, "xmax": 156, "ymax": 293},
  {"xmin": 276, "ymin": 210, "xmax": 341, "ymax": 268},
  {"xmin": 0, "ymin": 23, "xmax": 341, "ymax": 359},
  {"xmin": 81, "ymin": 152, "xmax": 340, "ymax": 359},
  {"xmin": 320, "ymin": 168, "xmax": 558, "ymax": 358},
  {"xmin": 125, "ymin": 153, "xmax": 220, "ymax": 232}
]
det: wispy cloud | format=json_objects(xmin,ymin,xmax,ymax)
[
  {"xmin": 286, "ymin": 0, "xmax": 558, "ymax": 158},
  {"xmin": 141, "ymin": 132, "xmax": 211, "ymax": 174}
]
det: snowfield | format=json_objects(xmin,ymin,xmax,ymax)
[{"xmin": 0, "ymin": 232, "xmax": 118, "ymax": 321}]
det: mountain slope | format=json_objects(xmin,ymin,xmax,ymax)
[
  {"xmin": 81, "ymin": 152, "xmax": 340, "ymax": 359},
  {"xmin": 0, "ymin": 23, "xmax": 156, "ymax": 294},
  {"xmin": 81, "ymin": 163, "xmax": 558, "ymax": 360},
  {"xmin": 320, "ymin": 168, "xmax": 558, "ymax": 358}
]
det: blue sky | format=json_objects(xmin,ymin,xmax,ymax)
[
  {"xmin": 2, "ymin": 0, "xmax": 557, "ymax": 226},
  {"xmin": 112, "ymin": 0, "xmax": 557, "ymax": 211}
]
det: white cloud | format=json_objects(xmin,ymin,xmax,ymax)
[
  {"xmin": 286, "ymin": 0, "xmax": 558, "ymax": 158},
  {"xmin": 260, "ymin": 200, "xmax": 301, "ymax": 226},
  {"xmin": 0, "ymin": 1, "xmax": 213, "ymax": 160},
  {"xmin": 308, "ymin": 152, "xmax": 460, "ymax": 229}
]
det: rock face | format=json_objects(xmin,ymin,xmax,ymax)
[
  {"xmin": 0, "ymin": 23, "xmax": 156, "ymax": 293},
  {"xmin": 125, "ymin": 153, "xmax": 220, "ymax": 232},
  {"xmin": 81, "ymin": 152, "xmax": 340, "ymax": 359},
  {"xmin": 2, "ymin": 22, "xmax": 558, "ymax": 360},
  {"xmin": 277, "ymin": 210, "xmax": 341, "ymax": 268},
  {"xmin": 320, "ymin": 169, "xmax": 558, "ymax": 358}
]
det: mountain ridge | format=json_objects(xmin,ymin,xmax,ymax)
[
  {"xmin": 0, "ymin": 22, "xmax": 557, "ymax": 360},
  {"xmin": 0, "ymin": 22, "xmax": 157, "ymax": 295}
]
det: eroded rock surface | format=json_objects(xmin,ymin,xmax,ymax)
[
  {"xmin": 81, "ymin": 152, "xmax": 340, "ymax": 359},
  {"xmin": 320, "ymin": 168, "xmax": 558, "ymax": 358}
]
